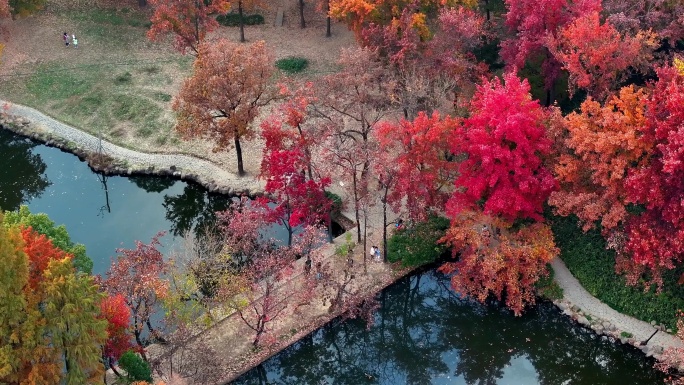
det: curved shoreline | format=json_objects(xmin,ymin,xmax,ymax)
[
  {"xmin": 2, "ymin": 100, "xmax": 684, "ymax": 371},
  {"xmin": 0, "ymin": 100, "xmax": 265, "ymax": 196}
]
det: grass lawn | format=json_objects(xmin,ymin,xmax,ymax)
[{"xmin": 0, "ymin": 6, "xmax": 192, "ymax": 148}]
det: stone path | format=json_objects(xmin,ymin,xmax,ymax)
[
  {"xmin": 0, "ymin": 100, "xmax": 264, "ymax": 195},
  {"xmin": 551, "ymin": 257, "xmax": 684, "ymax": 356}
]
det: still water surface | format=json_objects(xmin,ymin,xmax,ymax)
[
  {"xmin": 0, "ymin": 129, "xmax": 667, "ymax": 384},
  {"xmin": 236, "ymin": 271, "xmax": 666, "ymax": 385}
]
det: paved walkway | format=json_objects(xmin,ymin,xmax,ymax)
[
  {"xmin": 0, "ymin": 100, "xmax": 264, "ymax": 195},
  {"xmin": 551, "ymin": 257, "xmax": 684, "ymax": 352}
]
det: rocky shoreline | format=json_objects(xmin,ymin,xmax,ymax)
[
  {"xmin": 0, "ymin": 109, "xmax": 264, "ymax": 197},
  {"xmin": 553, "ymin": 298, "xmax": 668, "ymax": 361}
]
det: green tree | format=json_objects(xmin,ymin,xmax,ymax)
[
  {"xmin": 42, "ymin": 258, "xmax": 107, "ymax": 384},
  {"xmin": 118, "ymin": 350, "xmax": 153, "ymax": 383}
]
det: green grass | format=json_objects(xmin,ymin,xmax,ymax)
[{"xmin": 8, "ymin": 61, "xmax": 171, "ymax": 141}]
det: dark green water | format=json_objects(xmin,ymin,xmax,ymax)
[
  {"xmin": 0, "ymin": 129, "xmax": 233, "ymax": 274},
  {"xmin": 235, "ymin": 270, "xmax": 666, "ymax": 384},
  {"xmin": 0, "ymin": 129, "xmax": 667, "ymax": 384}
]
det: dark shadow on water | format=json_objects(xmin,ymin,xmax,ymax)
[
  {"xmin": 234, "ymin": 270, "xmax": 666, "ymax": 385},
  {"xmin": 0, "ymin": 129, "xmax": 51, "ymax": 212}
]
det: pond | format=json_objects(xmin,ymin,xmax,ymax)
[
  {"xmin": 235, "ymin": 270, "xmax": 666, "ymax": 385},
  {"xmin": 0, "ymin": 128, "xmax": 280, "ymax": 274},
  {"xmin": 0, "ymin": 128, "xmax": 667, "ymax": 384}
]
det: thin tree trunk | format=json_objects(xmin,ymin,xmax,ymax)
[
  {"xmin": 235, "ymin": 134, "xmax": 245, "ymax": 176},
  {"xmin": 363, "ymin": 208, "xmax": 367, "ymax": 274},
  {"xmin": 326, "ymin": 0, "xmax": 331, "ymax": 37},
  {"xmin": 352, "ymin": 171, "xmax": 361, "ymax": 243},
  {"xmin": 382, "ymin": 194, "xmax": 388, "ymax": 263},
  {"xmin": 239, "ymin": 0, "xmax": 246, "ymax": 42},
  {"xmin": 138, "ymin": 0, "xmax": 147, "ymax": 7},
  {"xmin": 299, "ymin": 0, "xmax": 306, "ymax": 28}
]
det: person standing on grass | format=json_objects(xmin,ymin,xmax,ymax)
[
  {"xmin": 63, "ymin": 32, "xmax": 69, "ymax": 47},
  {"xmin": 72, "ymin": 34, "xmax": 78, "ymax": 48}
]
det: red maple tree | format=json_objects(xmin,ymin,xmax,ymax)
[
  {"xmin": 99, "ymin": 294, "xmax": 134, "ymax": 369},
  {"xmin": 259, "ymin": 148, "xmax": 332, "ymax": 246},
  {"xmin": 448, "ymin": 73, "xmax": 557, "ymax": 222},
  {"xmin": 500, "ymin": 0, "xmax": 601, "ymax": 102},
  {"xmin": 100, "ymin": 233, "xmax": 169, "ymax": 358},
  {"xmin": 619, "ymin": 66, "xmax": 684, "ymax": 288},
  {"xmin": 550, "ymin": 11, "xmax": 657, "ymax": 100},
  {"xmin": 375, "ymin": 111, "xmax": 460, "ymax": 222}
]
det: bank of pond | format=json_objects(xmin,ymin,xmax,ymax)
[{"xmin": 0, "ymin": 129, "xmax": 669, "ymax": 384}]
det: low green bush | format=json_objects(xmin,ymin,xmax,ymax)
[
  {"xmin": 387, "ymin": 215, "xmax": 450, "ymax": 267},
  {"xmin": 118, "ymin": 350, "xmax": 153, "ymax": 382},
  {"xmin": 536, "ymin": 264, "xmax": 564, "ymax": 301},
  {"xmin": 275, "ymin": 56, "xmax": 309, "ymax": 74},
  {"xmin": 550, "ymin": 214, "xmax": 684, "ymax": 329},
  {"xmin": 216, "ymin": 13, "xmax": 265, "ymax": 27}
]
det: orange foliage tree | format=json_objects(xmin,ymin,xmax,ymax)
[
  {"xmin": 147, "ymin": 0, "xmax": 231, "ymax": 54},
  {"xmin": 439, "ymin": 211, "xmax": 558, "ymax": 315},
  {"xmin": 549, "ymin": 86, "xmax": 651, "ymax": 232},
  {"xmin": 174, "ymin": 39, "xmax": 276, "ymax": 176},
  {"xmin": 329, "ymin": 0, "xmax": 476, "ymax": 38}
]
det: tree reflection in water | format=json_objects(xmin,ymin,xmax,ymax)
[
  {"xmin": 161, "ymin": 183, "xmax": 231, "ymax": 237},
  {"xmin": 235, "ymin": 270, "xmax": 665, "ymax": 385},
  {"xmin": 0, "ymin": 130, "xmax": 50, "ymax": 211}
]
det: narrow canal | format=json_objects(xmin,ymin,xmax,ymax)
[{"xmin": 0, "ymin": 129, "xmax": 667, "ymax": 384}]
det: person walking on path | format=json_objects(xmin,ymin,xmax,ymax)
[
  {"xmin": 71, "ymin": 34, "xmax": 78, "ymax": 48},
  {"xmin": 63, "ymin": 32, "xmax": 69, "ymax": 47}
]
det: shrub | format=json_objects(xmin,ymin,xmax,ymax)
[
  {"xmin": 275, "ymin": 56, "xmax": 309, "ymax": 74},
  {"xmin": 387, "ymin": 215, "xmax": 450, "ymax": 267},
  {"xmin": 550, "ymin": 214, "xmax": 684, "ymax": 329},
  {"xmin": 335, "ymin": 232, "xmax": 354, "ymax": 257},
  {"xmin": 118, "ymin": 350, "xmax": 152, "ymax": 382},
  {"xmin": 536, "ymin": 264, "xmax": 564, "ymax": 301},
  {"xmin": 216, "ymin": 13, "xmax": 265, "ymax": 27}
]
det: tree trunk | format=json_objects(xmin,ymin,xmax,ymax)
[
  {"xmin": 138, "ymin": 0, "xmax": 147, "ymax": 6},
  {"xmin": 352, "ymin": 171, "xmax": 361, "ymax": 243},
  {"xmin": 299, "ymin": 0, "xmax": 306, "ymax": 28},
  {"xmin": 235, "ymin": 134, "xmax": 245, "ymax": 176},
  {"xmin": 382, "ymin": 195, "xmax": 388, "ymax": 263},
  {"xmin": 239, "ymin": 0, "xmax": 246, "ymax": 43},
  {"xmin": 484, "ymin": 0, "xmax": 490, "ymax": 21},
  {"xmin": 363, "ymin": 209, "xmax": 367, "ymax": 273},
  {"xmin": 325, "ymin": 0, "xmax": 331, "ymax": 37}
]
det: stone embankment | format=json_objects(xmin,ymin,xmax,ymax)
[
  {"xmin": 550, "ymin": 257, "xmax": 684, "ymax": 364},
  {"xmin": 0, "ymin": 102, "xmax": 264, "ymax": 196}
]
